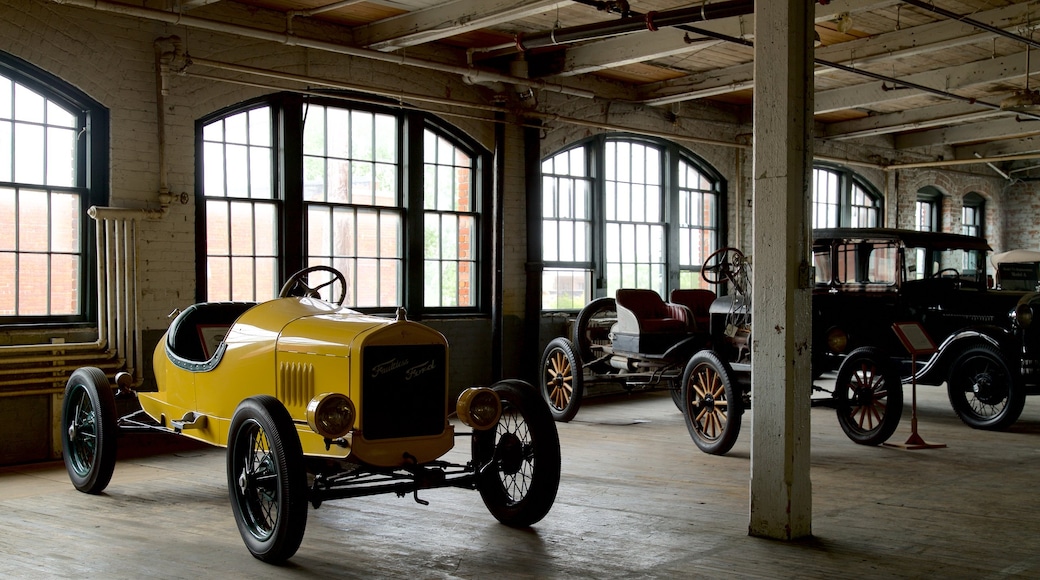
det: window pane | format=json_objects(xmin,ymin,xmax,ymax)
[
  {"xmin": 50, "ymin": 253, "xmax": 79, "ymax": 314},
  {"xmin": 47, "ymin": 126, "xmax": 76, "ymax": 186},
  {"xmin": 50, "ymin": 192, "xmax": 79, "ymax": 253},
  {"xmin": 0, "ymin": 252, "xmax": 14, "ymax": 314},
  {"xmin": 206, "ymin": 201, "xmax": 229, "ymax": 255},
  {"xmin": 19, "ymin": 189, "xmax": 48, "ymax": 252},
  {"xmin": 542, "ymin": 268, "xmax": 591, "ymax": 310},
  {"xmin": 14, "ymin": 123, "xmax": 43, "ymax": 184},
  {"xmin": 204, "ymin": 142, "xmax": 226, "ymax": 197},
  {"xmin": 0, "ymin": 120, "xmax": 11, "ymax": 182},
  {"xmin": 18, "ymin": 253, "xmax": 48, "ymax": 315},
  {"xmin": 14, "ymin": 84, "xmax": 44, "ymax": 124},
  {"xmin": 0, "ymin": 187, "xmax": 14, "ymax": 251}
]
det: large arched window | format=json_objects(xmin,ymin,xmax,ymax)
[
  {"xmin": 0, "ymin": 52, "xmax": 108, "ymax": 325},
  {"xmin": 812, "ymin": 164, "xmax": 881, "ymax": 228},
  {"xmin": 541, "ymin": 135, "xmax": 724, "ymax": 310},
  {"xmin": 198, "ymin": 93, "xmax": 489, "ymax": 314}
]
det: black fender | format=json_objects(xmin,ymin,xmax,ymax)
[
  {"xmin": 661, "ymin": 335, "xmax": 712, "ymax": 364},
  {"xmin": 913, "ymin": 327, "xmax": 1018, "ymax": 385}
]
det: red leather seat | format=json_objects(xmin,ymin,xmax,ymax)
[
  {"xmin": 615, "ymin": 289, "xmax": 691, "ymax": 334},
  {"xmin": 669, "ymin": 289, "xmax": 716, "ymax": 332}
]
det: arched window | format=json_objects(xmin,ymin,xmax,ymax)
[
  {"xmin": 198, "ymin": 93, "xmax": 489, "ymax": 314},
  {"xmin": 916, "ymin": 187, "xmax": 942, "ymax": 232},
  {"xmin": 0, "ymin": 52, "xmax": 108, "ymax": 324},
  {"xmin": 540, "ymin": 135, "xmax": 724, "ymax": 310},
  {"xmin": 812, "ymin": 164, "xmax": 881, "ymax": 228}
]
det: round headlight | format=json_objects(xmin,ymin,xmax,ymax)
[
  {"xmin": 306, "ymin": 392, "xmax": 355, "ymax": 439},
  {"xmin": 456, "ymin": 387, "xmax": 501, "ymax": 431},
  {"xmin": 1014, "ymin": 303, "xmax": 1034, "ymax": 329},
  {"xmin": 826, "ymin": 327, "xmax": 848, "ymax": 354}
]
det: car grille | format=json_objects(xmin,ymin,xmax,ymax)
[{"xmin": 361, "ymin": 344, "xmax": 447, "ymax": 440}]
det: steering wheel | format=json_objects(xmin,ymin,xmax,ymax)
[
  {"xmin": 279, "ymin": 266, "xmax": 347, "ymax": 306},
  {"xmin": 935, "ymin": 268, "xmax": 961, "ymax": 279},
  {"xmin": 701, "ymin": 247, "xmax": 747, "ymax": 288}
]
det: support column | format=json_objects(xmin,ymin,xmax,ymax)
[{"xmin": 749, "ymin": 0, "xmax": 814, "ymax": 539}]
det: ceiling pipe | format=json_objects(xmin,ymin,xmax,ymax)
[
  {"xmin": 48, "ymin": 0, "xmax": 595, "ymax": 99},
  {"xmin": 899, "ymin": 0, "xmax": 1040, "ymax": 52},
  {"xmin": 513, "ymin": 0, "xmax": 754, "ymax": 51}
]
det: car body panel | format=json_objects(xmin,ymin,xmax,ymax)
[
  {"xmin": 811, "ymin": 228, "xmax": 1033, "ymax": 385},
  {"xmin": 141, "ymin": 296, "xmax": 455, "ymax": 467}
]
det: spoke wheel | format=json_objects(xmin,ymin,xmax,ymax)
[
  {"xmin": 539, "ymin": 337, "xmax": 584, "ymax": 422},
  {"xmin": 681, "ymin": 351, "xmax": 742, "ymax": 455},
  {"xmin": 834, "ymin": 347, "xmax": 903, "ymax": 446},
  {"xmin": 473, "ymin": 380, "xmax": 561, "ymax": 527},
  {"xmin": 61, "ymin": 367, "xmax": 117, "ymax": 494},
  {"xmin": 947, "ymin": 344, "xmax": 1023, "ymax": 431},
  {"xmin": 227, "ymin": 396, "xmax": 308, "ymax": 563}
]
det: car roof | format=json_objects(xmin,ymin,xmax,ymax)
[{"xmin": 812, "ymin": 228, "xmax": 991, "ymax": 252}]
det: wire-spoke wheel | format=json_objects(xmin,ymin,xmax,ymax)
[
  {"xmin": 834, "ymin": 347, "xmax": 903, "ymax": 445},
  {"xmin": 539, "ymin": 337, "xmax": 584, "ymax": 422},
  {"xmin": 61, "ymin": 367, "xmax": 117, "ymax": 494},
  {"xmin": 947, "ymin": 344, "xmax": 1024, "ymax": 431},
  {"xmin": 681, "ymin": 351, "xmax": 742, "ymax": 455},
  {"xmin": 227, "ymin": 396, "xmax": 308, "ymax": 563},
  {"xmin": 474, "ymin": 380, "xmax": 561, "ymax": 527}
]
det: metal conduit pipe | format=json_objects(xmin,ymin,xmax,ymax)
[
  {"xmin": 513, "ymin": 0, "xmax": 754, "ymax": 51},
  {"xmin": 49, "ymin": 0, "xmax": 596, "ymax": 99},
  {"xmin": 188, "ymin": 58, "xmax": 511, "ymax": 115},
  {"xmin": 900, "ymin": 0, "xmax": 1040, "ymax": 52}
]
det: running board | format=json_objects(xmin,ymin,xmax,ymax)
[{"xmin": 170, "ymin": 412, "xmax": 207, "ymax": 432}]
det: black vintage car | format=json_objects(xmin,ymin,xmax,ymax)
[{"xmin": 813, "ymin": 228, "xmax": 1040, "ymax": 432}]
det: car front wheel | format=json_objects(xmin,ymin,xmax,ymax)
[
  {"xmin": 833, "ymin": 347, "xmax": 903, "ymax": 445},
  {"xmin": 61, "ymin": 367, "xmax": 118, "ymax": 494},
  {"xmin": 947, "ymin": 344, "xmax": 1024, "ymax": 430},
  {"xmin": 681, "ymin": 351, "xmax": 743, "ymax": 455},
  {"xmin": 227, "ymin": 396, "xmax": 308, "ymax": 563},
  {"xmin": 473, "ymin": 380, "xmax": 561, "ymax": 527}
]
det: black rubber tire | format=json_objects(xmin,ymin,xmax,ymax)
[
  {"xmin": 833, "ymin": 347, "xmax": 903, "ymax": 446},
  {"xmin": 571, "ymin": 297, "xmax": 616, "ymax": 373},
  {"xmin": 227, "ymin": 396, "xmax": 309, "ymax": 563},
  {"xmin": 540, "ymin": 337, "xmax": 584, "ymax": 422},
  {"xmin": 947, "ymin": 344, "xmax": 1024, "ymax": 431},
  {"xmin": 473, "ymin": 380, "xmax": 561, "ymax": 527},
  {"xmin": 61, "ymin": 367, "xmax": 118, "ymax": 494},
  {"xmin": 670, "ymin": 382, "xmax": 684, "ymax": 411},
  {"xmin": 680, "ymin": 351, "xmax": 743, "ymax": 455}
]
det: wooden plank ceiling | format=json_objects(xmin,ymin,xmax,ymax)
[{"xmin": 174, "ymin": 0, "xmax": 1040, "ymax": 174}]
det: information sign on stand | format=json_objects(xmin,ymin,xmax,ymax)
[{"xmin": 885, "ymin": 322, "xmax": 946, "ymax": 450}]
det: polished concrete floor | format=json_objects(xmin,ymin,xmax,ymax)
[{"xmin": 3, "ymin": 384, "xmax": 1040, "ymax": 579}]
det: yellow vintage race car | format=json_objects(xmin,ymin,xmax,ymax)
[{"xmin": 61, "ymin": 266, "xmax": 561, "ymax": 563}]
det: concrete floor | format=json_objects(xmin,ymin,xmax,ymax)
[{"xmin": 3, "ymin": 384, "xmax": 1040, "ymax": 579}]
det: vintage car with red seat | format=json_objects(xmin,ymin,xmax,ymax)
[{"xmin": 61, "ymin": 266, "xmax": 561, "ymax": 563}]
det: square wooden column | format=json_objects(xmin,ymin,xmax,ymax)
[{"xmin": 749, "ymin": 0, "xmax": 814, "ymax": 540}]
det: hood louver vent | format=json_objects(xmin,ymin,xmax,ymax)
[{"xmin": 279, "ymin": 362, "xmax": 315, "ymax": 408}]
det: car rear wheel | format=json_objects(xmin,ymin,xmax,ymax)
[
  {"xmin": 947, "ymin": 344, "xmax": 1024, "ymax": 431},
  {"xmin": 572, "ymin": 297, "xmax": 616, "ymax": 373},
  {"xmin": 540, "ymin": 337, "xmax": 584, "ymax": 422},
  {"xmin": 473, "ymin": 380, "xmax": 561, "ymax": 527},
  {"xmin": 681, "ymin": 351, "xmax": 743, "ymax": 455},
  {"xmin": 227, "ymin": 396, "xmax": 308, "ymax": 563},
  {"xmin": 834, "ymin": 347, "xmax": 903, "ymax": 446},
  {"xmin": 61, "ymin": 367, "xmax": 117, "ymax": 494}
]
